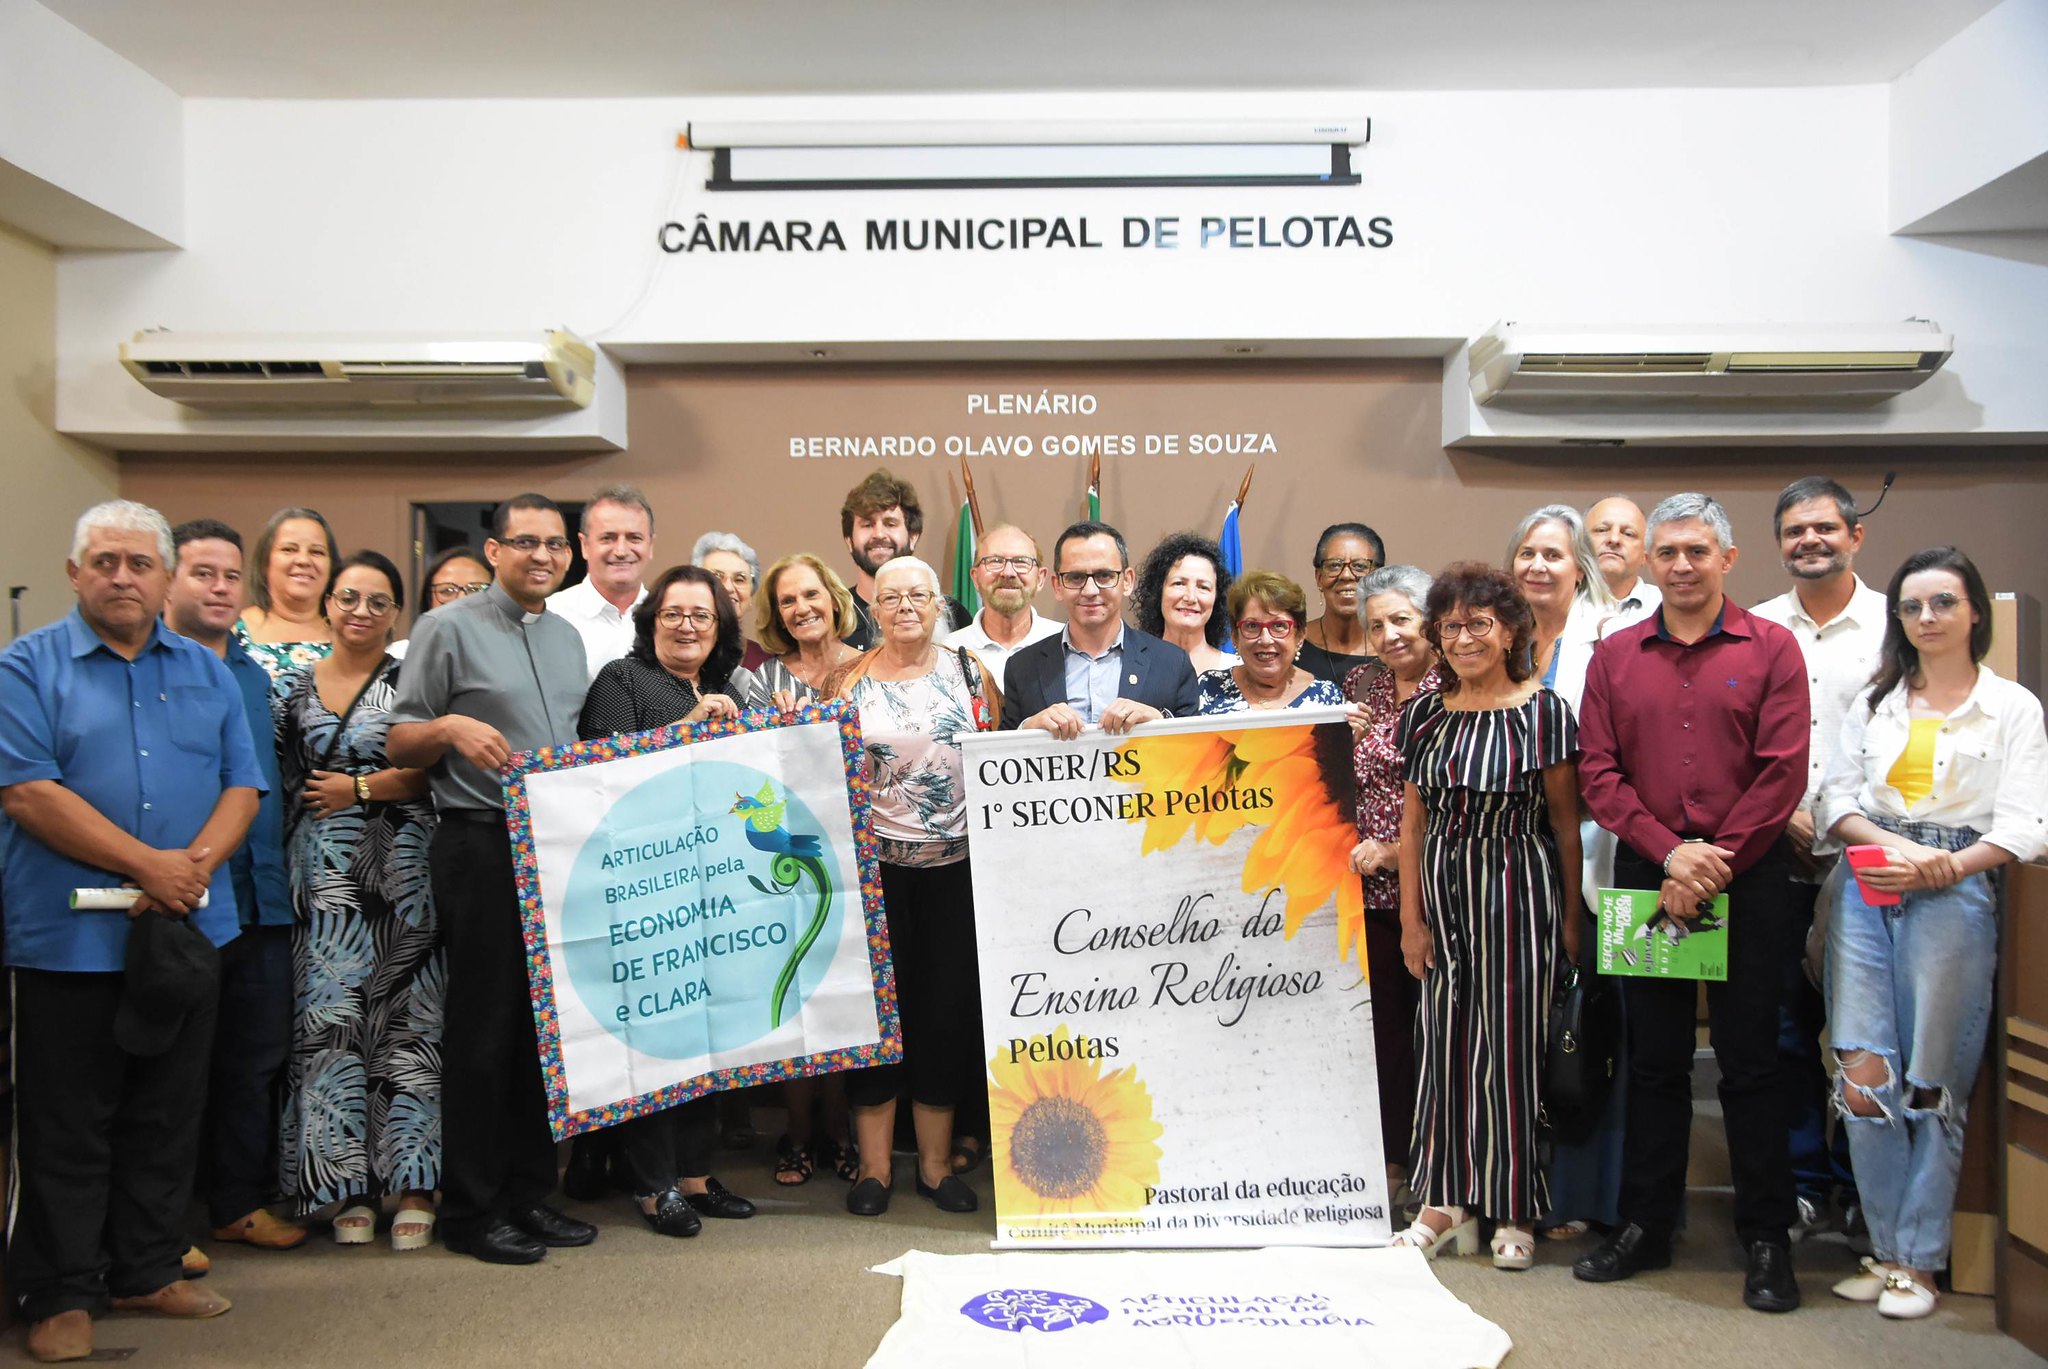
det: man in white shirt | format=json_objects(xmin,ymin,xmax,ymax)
[
  {"xmin": 546, "ymin": 485, "xmax": 654, "ymax": 680},
  {"xmin": 939, "ymin": 523, "xmax": 1061, "ymax": 691},
  {"xmin": 1587, "ymin": 495, "xmax": 1662, "ymax": 630},
  {"xmin": 1751, "ymin": 475, "xmax": 1888, "ymax": 1244}
]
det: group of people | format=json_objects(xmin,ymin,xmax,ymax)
[
  {"xmin": 0, "ymin": 465, "xmax": 2035, "ymax": 1360},
  {"xmin": 1359, "ymin": 483, "xmax": 2042, "ymax": 1329}
]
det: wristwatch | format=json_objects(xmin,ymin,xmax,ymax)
[{"xmin": 354, "ymin": 774, "xmax": 372, "ymax": 804}]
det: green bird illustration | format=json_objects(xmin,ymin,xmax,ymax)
[{"xmin": 729, "ymin": 781, "xmax": 831, "ymax": 1027}]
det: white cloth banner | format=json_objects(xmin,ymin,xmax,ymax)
[
  {"xmin": 962, "ymin": 709, "xmax": 1388, "ymax": 1248},
  {"xmin": 865, "ymin": 1247, "xmax": 1512, "ymax": 1368},
  {"xmin": 504, "ymin": 703, "xmax": 898, "ymax": 1137}
]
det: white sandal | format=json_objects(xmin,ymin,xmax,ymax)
[
  {"xmin": 1877, "ymin": 1270, "xmax": 1938, "ymax": 1320},
  {"xmin": 1832, "ymin": 1256, "xmax": 1892, "ymax": 1303},
  {"xmin": 332, "ymin": 1204, "xmax": 376, "ymax": 1246},
  {"xmin": 1389, "ymin": 1206, "xmax": 1477, "ymax": 1259},
  {"xmin": 1491, "ymin": 1223, "xmax": 1535, "ymax": 1271},
  {"xmin": 390, "ymin": 1205, "xmax": 436, "ymax": 1252}
]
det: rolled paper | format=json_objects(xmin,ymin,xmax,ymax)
[{"xmin": 69, "ymin": 888, "xmax": 210, "ymax": 911}]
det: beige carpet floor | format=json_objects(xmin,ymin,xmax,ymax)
[{"xmin": 37, "ymin": 1112, "xmax": 2048, "ymax": 1368}]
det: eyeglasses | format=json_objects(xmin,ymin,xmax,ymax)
[
  {"xmin": 1315, "ymin": 558, "xmax": 1380, "ymax": 579},
  {"xmin": 656, "ymin": 608, "xmax": 717, "ymax": 628},
  {"xmin": 710, "ymin": 569, "xmax": 753, "ymax": 590},
  {"xmin": 1234, "ymin": 618, "xmax": 1298, "ymax": 641},
  {"xmin": 1055, "ymin": 569, "xmax": 1123, "ymax": 591},
  {"xmin": 1896, "ymin": 592, "xmax": 1964, "ymax": 620},
  {"xmin": 976, "ymin": 555, "xmax": 1040, "ymax": 573},
  {"xmin": 1437, "ymin": 616, "xmax": 1497, "ymax": 639},
  {"xmin": 499, "ymin": 536, "xmax": 571, "ymax": 555},
  {"xmin": 429, "ymin": 581, "xmax": 490, "ymax": 602},
  {"xmin": 874, "ymin": 590, "xmax": 936, "ymax": 610},
  {"xmin": 331, "ymin": 588, "xmax": 397, "ymax": 617}
]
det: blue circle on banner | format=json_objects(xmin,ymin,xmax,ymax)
[
  {"xmin": 960, "ymin": 1289, "xmax": 1109, "ymax": 1333},
  {"xmin": 562, "ymin": 757, "xmax": 841, "ymax": 1060}
]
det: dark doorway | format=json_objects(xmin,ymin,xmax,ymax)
[{"xmin": 411, "ymin": 500, "xmax": 589, "ymax": 604}]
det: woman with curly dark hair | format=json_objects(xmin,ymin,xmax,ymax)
[
  {"xmin": 1392, "ymin": 562, "xmax": 1582, "ymax": 1271},
  {"xmin": 1134, "ymin": 532, "xmax": 1236, "ymax": 674}
]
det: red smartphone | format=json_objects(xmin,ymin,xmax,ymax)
[{"xmin": 1845, "ymin": 844, "xmax": 1903, "ymax": 907}]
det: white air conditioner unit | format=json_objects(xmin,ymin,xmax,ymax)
[
  {"xmin": 1469, "ymin": 321, "xmax": 1952, "ymax": 406},
  {"xmin": 119, "ymin": 330, "xmax": 596, "ymax": 410}
]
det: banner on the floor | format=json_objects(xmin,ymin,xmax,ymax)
[
  {"xmin": 961, "ymin": 709, "xmax": 1389, "ymax": 1248},
  {"xmin": 504, "ymin": 700, "xmax": 897, "ymax": 1139},
  {"xmin": 866, "ymin": 1248, "xmax": 1511, "ymax": 1368}
]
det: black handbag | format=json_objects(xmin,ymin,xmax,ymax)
[{"xmin": 1543, "ymin": 960, "xmax": 1621, "ymax": 1143}]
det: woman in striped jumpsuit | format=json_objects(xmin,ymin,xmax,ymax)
[{"xmin": 1393, "ymin": 561, "xmax": 1583, "ymax": 1270}]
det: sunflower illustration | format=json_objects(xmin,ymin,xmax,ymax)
[
  {"xmin": 989, "ymin": 1027, "xmax": 1163, "ymax": 1215},
  {"xmin": 1115, "ymin": 721, "xmax": 1366, "ymax": 969}
]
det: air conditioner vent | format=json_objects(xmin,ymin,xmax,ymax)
[
  {"xmin": 1469, "ymin": 321, "xmax": 1951, "ymax": 405},
  {"xmin": 1519, "ymin": 353, "xmax": 1716, "ymax": 373},
  {"xmin": 120, "ymin": 331, "xmax": 595, "ymax": 410}
]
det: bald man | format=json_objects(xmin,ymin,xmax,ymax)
[{"xmin": 1587, "ymin": 496, "xmax": 1661, "ymax": 630}]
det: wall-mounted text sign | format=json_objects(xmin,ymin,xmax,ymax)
[{"xmin": 660, "ymin": 213, "xmax": 1393, "ymax": 255}]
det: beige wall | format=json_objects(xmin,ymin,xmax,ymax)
[
  {"xmin": 0, "ymin": 223, "xmax": 118, "ymax": 636},
  {"xmin": 118, "ymin": 360, "xmax": 2048, "ymax": 682}
]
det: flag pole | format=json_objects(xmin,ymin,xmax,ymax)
[
  {"xmin": 1236, "ymin": 463, "xmax": 1255, "ymax": 511},
  {"xmin": 959, "ymin": 455, "xmax": 985, "ymax": 538}
]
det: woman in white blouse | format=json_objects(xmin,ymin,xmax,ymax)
[{"xmin": 1817, "ymin": 547, "xmax": 2048, "ymax": 1321}]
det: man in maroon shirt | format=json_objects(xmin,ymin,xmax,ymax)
[{"xmin": 1571, "ymin": 493, "xmax": 1811, "ymax": 1313}]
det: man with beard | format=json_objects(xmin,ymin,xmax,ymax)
[
  {"xmin": 1586, "ymin": 495, "xmax": 1662, "ymax": 630},
  {"xmin": 939, "ymin": 523, "xmax": 1060, "ymax": 691},
  {"xmin": 1751, "ymin": 475, "xmax": 1885, "ymax": 1245},
  {"xmin": 839, "ymin": 471, "xmax": 970, "ymax": 650},
  {"xmin": 548, "ymin": 485, "xmax": 655, "ymax": 680}
]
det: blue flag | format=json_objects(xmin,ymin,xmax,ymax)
[{"xmin": 1219, "ymin": 500, "xmax": 1243, "ymax": 651}]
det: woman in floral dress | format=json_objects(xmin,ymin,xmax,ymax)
[{"xmin": 275, "ymin": 551, "xmax": 442, "ymax": 1249}]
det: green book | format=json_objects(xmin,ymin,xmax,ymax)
[{"xmin": 1596, "ymin": 887, "xmax": 1730, "ymax": 982}]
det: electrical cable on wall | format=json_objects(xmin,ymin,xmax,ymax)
[{"xmin": 580, "ymin": 137, "xmax": 694, "ymax": 342}]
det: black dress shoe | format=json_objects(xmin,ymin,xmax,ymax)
[
  {"xmin": 561, "ymin": 1137, "xmax": 609, "ymax": 1202},
  {"xmin": 847, "ymin": 1177, "xmax": 892, "ymax": 1216},
  {"xmin": 444, "ymin": 1219, "xmax": 547, "ymax": 1265},
  {"xmin": 1572, "ymin": 1222, "xmax": 1672, "ymax": 1283},
  {"xmin": 683, "ymin": 1176, "xmax": 756, "ymax": 1220},
  {"xmin": 640, "ymin": 1188, "xmax": 702, "ymax": 1238},
  {"xmin": 915, "ymin": 1174, "xmax": 979, "ymax": 1213},
  {"xmin": 509, "ymin": 1202, "xmax": 598, "ymax": 1248},
  {"xmin": 1743, "ymin": 1241, "xmax": 1801, "ymax": 1312}
]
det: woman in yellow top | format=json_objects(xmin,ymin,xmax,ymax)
[{"xmin": 1817, "ymin": 547, "xmax": 2048, "ymax": 1321}]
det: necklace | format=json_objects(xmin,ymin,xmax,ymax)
[{"xmin": 1238, "ymin": 666, "xmax": 1293, "ymax": 709}]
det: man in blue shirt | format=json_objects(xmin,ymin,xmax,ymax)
[
  {"xmin": 0, "ymin": 501, "xmax": 264, "ymax": 1362},
  {"xmin": 165, "ymin": 519, "xmax": 306, "ymax": 1254}
]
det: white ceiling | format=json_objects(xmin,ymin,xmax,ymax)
[{"xmin": 39, "ymin": 0, "xmax": 2001, "ymax": 99}]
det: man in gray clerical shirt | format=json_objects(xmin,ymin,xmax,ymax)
[{"xmin": 387, "ymin": 493, "xmax": 591, "ymax": 1266}]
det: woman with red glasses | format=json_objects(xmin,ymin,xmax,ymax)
[{"xmin": 1194, "ymin": 571, "xmax": 1346, "ymax": 714}]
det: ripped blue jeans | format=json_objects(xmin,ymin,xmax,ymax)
[{"xmin": 1824, "ymin": 837, "xmax": 1997, "ymax": 1271}]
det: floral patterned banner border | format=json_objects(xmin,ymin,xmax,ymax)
[{"xmin": 501, "ymin": 698, "xmax": 900, "ymax": 1140}]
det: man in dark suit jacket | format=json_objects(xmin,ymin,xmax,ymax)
[{"xmin": 999, "ymin": 521, "xmax": 1199, "ymax": 735}]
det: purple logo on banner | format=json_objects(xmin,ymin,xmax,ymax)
[{"xmin": 960, "ymin": 1289, "xmax": 1109, "ymax": 1333}]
